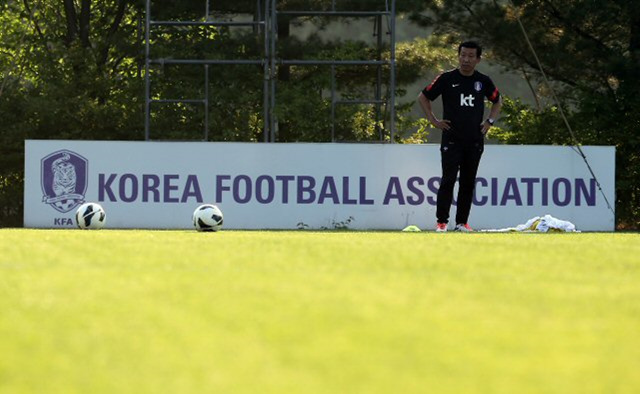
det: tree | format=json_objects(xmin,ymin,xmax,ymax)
[{"xmin": 412, "ymin": 0, "xmax": 640, "ymax": 228}]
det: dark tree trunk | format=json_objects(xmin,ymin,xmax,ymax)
[
  {"xmin": 79, "ymin": 0, "xmax": 91, "ymax": 48},
  {"xmin": 63, "ymin": 0, "xmax": 78, "ymax": 46}
]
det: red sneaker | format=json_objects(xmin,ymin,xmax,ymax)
[
  {"xmin": 454, "ymin": 223, "xmax": 474, "ymax": 232},
  {"xmin": 435, "ymin": 222, "xmax": 448, "ymax": 232}
]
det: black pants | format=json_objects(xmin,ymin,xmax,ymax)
[{"xmin": 436, "ymin": 141, "xmax": 484, "ymax": 225}]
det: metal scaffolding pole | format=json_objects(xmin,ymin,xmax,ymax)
[
  {"xmin": 389, "ymin": 0, "xmax": 396, "ymax": 141},
  {"xmin": 269, "ymin": 0, "xmax": 277, "ymax": 142},
  {"xmin": 144, "ymin": 0, "xmax": 151, "ymax": 140},
  {"xmin": 262, "ymin": 0, "xmax": 270, "ymax": 142}
]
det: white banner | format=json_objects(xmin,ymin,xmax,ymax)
[{"xmin": 24, "ymin": 140, "xmax": 616, "ymax": 231}]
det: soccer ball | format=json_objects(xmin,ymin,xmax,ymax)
[
  {"xmin": 193, "ymin": 204, "xmax": 224, "ymax": 232},
  {"xmin": 75, "ymin": 202, "xmax": 106, "ymax": 229}
]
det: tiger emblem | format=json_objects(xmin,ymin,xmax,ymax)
[
  {"xmin": 52, "ymin": 154, "xmax": 77, "ymax": 197},
  {"xmin": 41, "ymin": 150, "xmax": 88, "ymax": 213}
]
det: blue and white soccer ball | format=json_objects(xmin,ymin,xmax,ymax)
[
  {"xmin": 75, "ymin": 202, "xmax": 106, "ymax": 230},
  {"xmin": 193, "ymin": 204, "xmax": 224, "ymax": 232}
]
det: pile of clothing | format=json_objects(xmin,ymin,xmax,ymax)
[{"xmin": 482, "ymin": 214, "xmax": 578, "ymax": 233}]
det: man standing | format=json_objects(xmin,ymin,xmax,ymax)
[{"xmin": 418, "ymin": 41, "xmax": 502, "ymax": 232}]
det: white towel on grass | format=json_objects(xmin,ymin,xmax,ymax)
[{"xmin": 483, "ymin": 214, "xmax": 578, "ymax": 233}]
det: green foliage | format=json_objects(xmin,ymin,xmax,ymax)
[
  {"xmin": 489, "ymin": 96, "xmax": 570, "ymax": 145},
  {"xmin": 395, "ymin": 34, "xmax": 459, "ymax": 84},
  {"xmin": 0, "ymin": 172, "xmax": 23, "ymax": 227},
  {"xmin": 397, "ymin": 117, "xmax": 431, "ymax": 144}
]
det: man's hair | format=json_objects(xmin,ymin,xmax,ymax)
[{"xmin": 458, "ymin": 41, "xmax": 482, "ymax": 57}]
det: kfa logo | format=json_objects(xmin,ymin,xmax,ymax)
[
  {"xmin": 460, "ymin": 93, "xmax": 475, "ymax": 107},
  {"xmin": 41, "ymin": 150, "xmax": 88, "ymax": 213}
]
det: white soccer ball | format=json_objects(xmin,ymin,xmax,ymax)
[
  {"xmin": 75, "ymin": 202, "xmax": 106, "ymax": 230},
  {"xmin": 193, "ymin": 204, "xmax": 224, "ymax": 232}
]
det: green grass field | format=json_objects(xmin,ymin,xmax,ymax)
[{"xmin": 1, "ymin": 229, "xmax": 639, "ymax": 394}]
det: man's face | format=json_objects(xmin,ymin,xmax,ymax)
[{"xmin": 458, "ymin": 46, "xmax": 481, "ymax": 75}]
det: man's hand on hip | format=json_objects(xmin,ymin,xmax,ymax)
[{"xmin": 432, "ymin": 119, "xmax": 451, "ymax": 130}]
